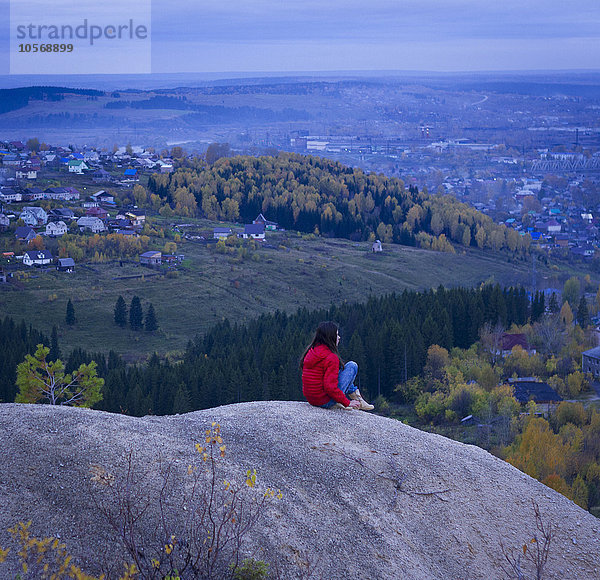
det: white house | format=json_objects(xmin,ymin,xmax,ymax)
[
  {"xmin": 546, "ymin": 220, "xmax": 561, "ymax": 234},
  {"xmin": 23, "ymin": 250, "xmax": 53, "ymax": 267},
  {"xmin": 46, "ymin": 221, "xmax": 67, "ymax": 237},
  {"xmin": 16, "ymin": 169, "xmax": 37, "ymax": 179},
  {"xmin": 77, "ymin": 216, "xmax": 106, "ymax": 233},
  {"xmin": 0, "ymin": 214, "xmax": 10, "ymax": 229},
  {"xmin": 0, "ymin": 190, "xmax": 22, "ymax": 203},
  {"xmin": 241, "ymin": 223, "xmax": 265, "ymax": 240},
  {"xmin": 20, "ymin": 206, "xmax": 48, "ymax": 226},
  {"xmin": 68, "ymin": 160, "xmax": 89, "ymax": 174}
]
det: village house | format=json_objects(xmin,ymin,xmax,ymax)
[
  {"xmin": 3, "ymin": 154, "xmax": 21, "ymax": 166},
  {"xmin": 157, "ymin": 160, "xmax": 174, "ymax": 173},
  {"xmin": 49, "ymin": 207, "xmax": 75, "ymax": 221},
  {"xmin": 9, "ymin": 141, "xmax": 24, "ymax": 151},
  {"xmin": 0, "ymin": 214, "xmax": 9, "ymax": 230},
  {"xmin": 372, "ymin": 240, "xmax": 383, "ymax": 253},
  {"xmin": 92, "ymin": 168, "xmax": 113, "ymax": 183},
  {"xmin": 23, "ymin": 250, "xmax": 53, "ymax": 267},
  {"xmin": 15, "ymin": 226, "xmax": 37, "ymax": 242},
  {"xmin": 77, "ymin": 216, "xmax": 106, "ymax": 233},
  {"xmin": 140, "ymin": 251, "xmax": 162, "ymax": 267},
  {"xmin": 22, "ymin": 187, "xmax": 45, "ymax": 202},
  {"xmin": 508, "ymin": 378, "xmax": 562, "ymax": 415},
  {"xmin": 45, "ymin": 187, "xmax": 79, "ymax": 201},
  {"xmin": 86, "ymin": 206, "xmax": 109, "ymax": 220},
  {"xmin": 120, "ymin": 210, "xmax": 144, "ymax": 228},
  {"xmin": 91, "ymin": 190, "xmax": 115, "ymax": 204},
  {"xmin": 253, "ymin": 213, "xmax": 278, "ymax": 230},
  {"xmin": 20, "ymin": 206, "xmax": 48, "ymax": 226},
  {"xmin": 213, "ymin": 227, "xmax": 233, "ymax": 240},
  {"xmin": 546, "ymin": 220, "xmax": 561, "ymax": 234},
  {"xmin": 0, "ymin": 188, "xmax": 22, "ymax": 203},
  {"xmin": 56, "ymin": 257, "xmax": 75, "ymax": 272},
  {"xmin": 114, "ymin": 229, "xmax": 139, "ymax": 237},
  {"xmin": 582, "ymin": 346, "xmax": 600, "ymax": 378},
  {"xmin": 241, "ymin": 223, "xmax": 265, "ymax": 240},
  {"xmin": 46, "ymin": 221, "xmax": 68, "ymax": 237},
  {"xmin": 108, "ymin": 218, "xmax": 132, "ymax": 231},
  {"xmin": 83, "ymin": 150, "xmax": 99, "ymax": 163},
  {"xmin": 65, "ymin": 187, "xmax": 81, "ymax": 200},
  {"xmin": 68, "ymin": 160, "xmax": 89, "ymax": 174},
  {"xmin": 501, "ymin": 333, "xmax": 535, "ymax": 358},
  {"xmin": 42, "ymin": 153, "xmax": 58, "ymax": 166},
  {"xmin": 16, "ymin": 168, "xmax": 37, "ymax": 180}
]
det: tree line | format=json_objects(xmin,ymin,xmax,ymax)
[
  {"xmin": 0, "ymin": 284, "xmax": 536, "ymax": 412},
  {"xmin": 80, "ymin": 284, "xmax": 537, "ymax": 416}
]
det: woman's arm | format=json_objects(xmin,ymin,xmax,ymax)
[{"xmin": 323, "ymin": 354, "xmax": 351, "ymax": 406}]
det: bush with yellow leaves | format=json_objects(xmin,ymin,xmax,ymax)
[{"xmin": 0, "ymin": 521, "xmax": 137, "ymax": 579}]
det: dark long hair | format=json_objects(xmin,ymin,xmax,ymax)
[{"xmin": 300, "ymin": 321, "xmax": 344, "ymax": 369}]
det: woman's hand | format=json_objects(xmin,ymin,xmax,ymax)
[{"xmin": 348, "ymin": 400, "xmax": 361, "ymax": 409}]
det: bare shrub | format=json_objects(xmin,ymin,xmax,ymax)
[
  {"xmin": 500, "ymin": 501, "xmax": 554, "ymax": 580},
  {"xmin": 92, "ymin": 423, "xmax": 282, "ymax": 579}
]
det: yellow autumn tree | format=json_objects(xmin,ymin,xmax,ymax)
[
  {"xmin": 505, "ymin": 417, "xmax": 568, "ymax": 482},
  {"xmin": 560, "ymin": 301, "xmax": 574, "ymax": 326}
]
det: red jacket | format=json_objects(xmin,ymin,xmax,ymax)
[{"xmin": 302, "ymin": 344, "xmax": 350, "ymax": 407}]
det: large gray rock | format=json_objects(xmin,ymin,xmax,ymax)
[{"xmin": 1, "ymin": 402, "xmax": 599, "ymax": 579}]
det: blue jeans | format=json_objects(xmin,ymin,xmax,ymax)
[{"xmin": 321, "ymin": 361, "xmax": 358, "ymax": 408}]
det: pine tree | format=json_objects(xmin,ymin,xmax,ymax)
[
  {"xmin": 144, "ymin": 303, "xmax": 159, "ymax": 332},
  {"xmin": 549, "ymin": 292, "xmax": 559, "ymax": 314},
  {"xmin": 114, "ymin": 295, "xmax": 127, "ymax": 327},
  {"xmin": 49, "ymin": 325, "xmax": 61, "ymax": 361},
  {"xmin": 129, "ymin": 296, "xmax": 143, "ymax": 330},
  {"xmin": 172, "ymin": 383, "xmax": 191, "ymax": 414},
  {"xmin": 65, "ymin": 299, "xmax": 76, "ymax": 326},
  {"xmin": 577, "ymin": 295, "xmax": 589, "ymax": 328}
]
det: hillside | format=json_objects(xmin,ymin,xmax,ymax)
[
  {"xmin": 0, "ymin": 233, "xmax": 541, "ymax": 361},
  {"xmin": 1, "ymin": 402, "xmax": 599, "ymax": 579}
]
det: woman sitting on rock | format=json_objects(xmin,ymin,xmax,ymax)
[{"xmin": 301, "ymin": 321, "xmax": 374, "ymax": 411}]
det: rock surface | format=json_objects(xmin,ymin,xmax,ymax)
[{"xmin": 1, "ymin": 401, "xmax": 599, "ymax": 579}]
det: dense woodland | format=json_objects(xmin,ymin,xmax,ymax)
[{"xmin": 146, "ymin": 153, "xmax": 531, "ymax": 254}]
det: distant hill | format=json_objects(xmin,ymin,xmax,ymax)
[
  {"xmin": 151, "ymin": 153, "xmax": 529, "ymax": 253},
  {"xmin": 0, "ymin": 402, "xmax": 598, "ymax": 579},
  {"xmin": 0, "ymin": 86, "xmax": 103, "ymax": 115}
]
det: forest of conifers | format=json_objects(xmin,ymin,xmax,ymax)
[
  {"xmin": 0, "ymin": 283, "xmax": 538, "ymax": 415},
  {"xmin": 146, "ymin": 153, "xmax": 532, "ymax": 253}
]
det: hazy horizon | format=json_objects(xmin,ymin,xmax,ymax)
[
  {"xmin": 1, "ymin": 1, "xmax": 599, "ymax": 77},
  {"xmin": 1, "ymin": 69, "xmax": 600, "ymax": 92}
]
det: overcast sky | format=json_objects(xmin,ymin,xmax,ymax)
[
  {"xmin": 149, "ymin": 0, "xmax": 600, "ymax": 72},
  {"xmin": 2, "ymin": 0, "xmax": 600, "ymax": 75}
]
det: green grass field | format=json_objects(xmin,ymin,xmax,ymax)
[{"xmin": 0, "ymin": 227, "xmax": 563, "ymax": 361}]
